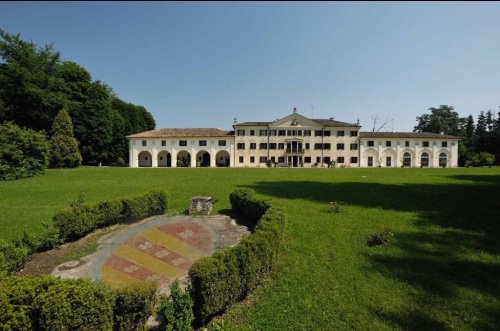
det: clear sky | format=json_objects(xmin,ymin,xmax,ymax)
[{"xmin": 1, "ymin": 1, "xmax": 500, "ymax": 131}]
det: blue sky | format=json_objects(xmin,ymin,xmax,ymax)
[{"xmin": 1, "ymin": 2, "xmax": 500, "ymax": 131}]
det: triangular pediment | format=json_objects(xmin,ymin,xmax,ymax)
[{"xmin": 269, "ymin": 112, "xmax": 322, "ymax": 128}]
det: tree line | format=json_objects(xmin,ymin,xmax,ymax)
[
  {"xmin": 414, "ymin": 105, "xmax": 500, "ymax": 166},
  {"xmin": 0, "ymin": 29, "xmax": 155, "ymax": 166}
]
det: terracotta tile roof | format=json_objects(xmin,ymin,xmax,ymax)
[
  {"xmin": 127, "ymin": 128, "xmax": 234, "ymax": 138},
  {"xmin": 234, "ymin": 119, "xmax": 360, "ymax": 127},
  {"xmin": 359, "ymin": 132, "xmax": 459, "ymax": 139},
  {"xmin": 233, "ymin": 122, "xmax": 271, "ymax": 126}
]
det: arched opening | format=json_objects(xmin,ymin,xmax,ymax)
[
  {"xmin": 421, "ymin": 152, "xmax": 429, "ymax": 167},
  {"xmin": 157, "ymin": 151, "xmax": 171, "ymax": 167},
  {"xmin": 176, "ymin": 150, "xmax": 191, "ymax": 167},
  {"xmin": 383, "ymin": 149, "xmax": 396, "ymax": 167},
  {"xmin": 439, "ymin": 152, "xmax": 448, "ymax": 167},
  {"xmin": 196, "ymin": 150, "xmax": 210, "ymax": 167},
  {"xmin": 403, "ymin": 152, "xmax": 412, "ymax": 167},
  {"xmin": 363, "ymin": 149, "xmax": 378, "ymax": 167},
  {"xmin": 138, "ymin": 151, "xmax": 152, "ymax": 167},
  {"xmin": 215, "ymin": 150, "xmax": 230, "ymax": 167}
]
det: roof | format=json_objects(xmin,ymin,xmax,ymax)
[
  {"xmin": 359, "ymin": 132, "xmax": 459, "ymax": 139},
  {"xmin": 127, "ymin": 128, "xmax": 234, "ymax": 138},
  {"xmin": 234, "ymin": 119, "xmax": 360, "ymax": 127}
]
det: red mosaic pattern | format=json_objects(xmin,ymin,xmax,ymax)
[{"xmin": 156, "ymin": 222, "xmax": 213, "ymax": 252}]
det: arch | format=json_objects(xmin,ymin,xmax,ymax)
[
  {"xmin": 382, "ymin": 148, "xmax": 397, "ymax": 167},
  {"xmin": 138, "ymin": 151, "xmax": 152, "ymax": 167},
  {"xmin": 216, "ymin": 150, "xmax": 230, "ymax": 167},
  {"xmin": 403, "ymin": 152, "xmax": 412, "ymax": 167},
  {"xmin": 363, "ymin": 148, "xmax": 378, "ymax": 167},
  {"xmin": 176, "ymin": 150, "xmax": 191, "ymax": 167},
  {"xmin": 157, "ymin": 151, "xmax": 171, "ymax": 167},
  {"xmin": 421, "ymin": 152, "xmax": 430, "ymax": 167},
  {"xmin": 196, "ymin": 150, "xmax": 210, "ymax": 167},
  {"xmin": 439, "ymin": 152, "xmax": 448, "ymax": 167}
]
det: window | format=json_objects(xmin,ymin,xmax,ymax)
[
  {"xmin": 323, "ymin": 143, "xmax": 331, "ymax": 150},
  {"xmin": 386, "ymin": 141, "xmax": 391, "ymax": 147},
  {"xmin": 142, "ymin": 140, "xmax": 147, "ymax": 146},
  {"xmin": 304, "ymin": 130, "xmax": 311, "ymax": 136},
  {"xmin": 324, "ymin": 130, "xmax": 331, "ymax": 136},
  {"xmin": 304, "ymin": 157, "xmax": 311, "ymax": 163},
  {"xmin": 350, "ymin": 143, "xmax": 358, "ymax": 150},
  {"xmin": 269, "ymin": 130, "xmax": 277, "ymax": 136},
  {"xmin": 297, "ymin": 130, "xmax": 303, "ymax": 136},
  {"xmin": 179, "ymin": 140, "xmax": 187, "ymax": 146},
  {"xmin": 271, "ymin": 157, "xmax": 276, "ymax": 162},
  {"xmin": 239, "ymin": 156, "xmax": 244, "ymax": 163},
  {"xmin": 250, "ymin": 130, "xmax": 255, "ymax": 136},
  {"xmin": 218, "ymin": 140, "xmax": 226, "ymax": 146},
  {"xmin": 337, "ymin": 130, "xmax": 344, "ymax": 137},
  {"xmin": 287, "ymin": 130, "xmax": 292, "ymax": 136},
  {"xmin": 314, "ymin": 143, "xmax": 323, "ymax": 150},
  {"xmin": 259, "ymin": 130, "xmax": 268, "ymax": 136},
  {"xmin": 259, "ymin": 156, "xmax": 267, "ymax": 163},
  {"xmin": 161, "ymin": 140, "xmax": 166, "ymax": 146},
  {"xmin": 259, "ymin": 143, "xmax": 267, "ymax": 150},
  {"xmin": 305, "ymin": 143, "xmax": 310, "ymax": 149},
  {"xmin": 350, "ymin": 131, "xmax": 358, "ymax": 137},
  {"xmin": 386, "ymin": 156, "xmax": 391, "ymax": 167},
  {"xmin": 316, "ymin": 157, "xmax": 321, "ymax": 163},
  {"xmin": 368, "ymin": 156, "xmax": 373, "ymax": 167},
  {"xmin": 237, "ymin": 130, "xmax": 245, "ymax": 136},
  {"xmin": 278, "ymin": 143, "xmax": 285, "ymax": 150},
  {"xmin": 442, "ymin": 141, "xmax": 448, "ymax": 147},
  {"xmin": 423, "ymin": 141, "xmax": 429, "ymax": 147},
  {"xmin": 350, "ymin": 157, "xmax": 358, "ymax": 163},
  {"xmin": 337, "ymin": 143, "xmax": 344, "ymax": 150},
  {"xmin": 403, "ymin": 152, "xmax": 411, "ymax": 167},
  {"xmin": 324, "ymin": 157, "xmax": 331, "ymax": 164},
  {"xmin": 421, "ymin": 152, "xmax": 429, "ymax": 167},
  {"xmin": 199, "ymin": 140, "xmax": 207, "ymax": 146},
  {"xmin": 314, "ymin": 130, "xmax": 323, "ymax": 137},
  {"xmin": 250, "ymin": 156, "xmax": 255, "ymax": 163},
  {"xmin": 237, "ymin": 143, "xmax": 245, "ymax": 150},
  {"xmin": 249, "ymin": 143, "xmax": 256, "ymax": 150},
  {"xmin": 368, "ymin": 141, "xmax": 374, "ymax": 147},
  {"xmin": 439, "ymin": 152, "xmax": 447, "ymax": 167},
  {"xmin": 269, "ymin": 143, "xmax": 277, "ymax": 150},
  {"xmin": 405, "ymin": 141, "xmax": 410, "ymax": 147},
  {"xmin": 278, "ymin": 130, "xmax": 286, "ymax": 136},
  {"xmin": 337, "ymin": 157, "xmax": 344, "ymax": 163},
  {"xmin": 278, "ymin": 157, "xmax": 285, "ymax": 163}
]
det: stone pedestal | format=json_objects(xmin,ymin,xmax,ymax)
[{"xmin": 189, "ymin": 196, "xmax": 213, "ymax": 215}]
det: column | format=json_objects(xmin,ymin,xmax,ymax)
[
  {"xmin": 210, "ymin": 148, "xmax": 216, "ymax": 167},
  {"xmin": 190, "ymin": 148, "xmax": 197, "ymax": 167},
  {"xmin": 171, "ymin": 149, "xmax": 177, "ymax": 168}
]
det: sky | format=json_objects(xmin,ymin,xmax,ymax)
[{"xmin": 1, "ymin": 1, "xmax": 500, "ymax": 131}]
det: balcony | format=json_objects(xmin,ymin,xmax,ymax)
[{"xmin": 285, "ymin": 148, "xmax": 305, "ymax": 154}]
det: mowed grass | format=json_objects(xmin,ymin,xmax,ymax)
[{"xmin": 1, "ymin": 166, "xmax": 499, "ymax": 329}]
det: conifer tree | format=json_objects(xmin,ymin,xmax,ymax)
[{"xmin": 49, "ymin": 109, "xmax": 82, "ymax": 168}]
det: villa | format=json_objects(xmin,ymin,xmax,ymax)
[{"xmin": 127, "ymin": 109, "xmax": 459, "ymax": 168}]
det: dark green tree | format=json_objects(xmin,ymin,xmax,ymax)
[
  {"xmin": 49, "ymin": 109, "xmax": 82, "ymax": 168},
  {"xmin": 475, "ymin": 111, "xmax": 487, "ymax": 136},
  {"xmin": 464, "ymin": 115, "xmax": 475, "ymax": 139},
  {"xmin": 414, "ymin": 105, "xmax": 460, "ymax": 135}
]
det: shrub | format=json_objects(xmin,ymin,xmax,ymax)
[
  {"xmin": 49, "ymin": 108, "xmax": 82, "ymax": 168},
  {"xmin": 158, "ymin": 280, "xmax": 194, "ymax": 331},
  {"xmin": 54, "ymin": 190, "xmax": 168, "ymax": 242},
  {"xmin": 0, "ymin": 121, "xmax": 49, "ymax": 181},
  {"xmin": 114, "ymin": 283, "xmax": 157, "ymax": 331},
  {"xmin": 367, "ymin": 228, "xmax": 393, "ymax": 247}
]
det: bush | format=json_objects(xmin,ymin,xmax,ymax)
[
  {"xmin": 0, "ymin": 121, "xmax": 49, "ymax": 181},
  {"xmin": 114, "ymin": 283, "xmax": 157, "ymax": 331},
  {"xmin": 158, "ymin": 280, "xmax": 194, "ymax": 331},
  {"xmin": 467, "ymin": 152, "xmax": 496, "ymax": 167},
  {"xmin": 49, "ymin": 109, "xmax": 82, "ymax": 168},
  {"xmin": 367, "ymin": 228, "xmax": 393, "ymax": 247},
  {"xmin": 190, "ymin": 188, "xmax": 286, "ymax": 325},
  {"xmin": 54, "ymin": 190, "xmax": 168, "ymax": 242}
]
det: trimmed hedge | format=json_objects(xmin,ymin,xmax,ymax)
[
  {"xmin": 0, "ymin": 276, "xmax": 157, "ymax": 331},
  {"xmin": 54, "ymin": 190, "xmax": 168, "ymax": 242},
  {"xmin": 189, "ymin": 188, "xmax": 286, "ymax": 325}
]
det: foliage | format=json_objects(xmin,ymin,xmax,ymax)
[
  {"xmin": 367, "ymin": 228, "xmax": 393, "ymax": 247},
  {"xmin": 328, "ymin": 201, "xmax": 342, "ymax": 214},
  {"xmin": 114, "ymin": 283, "xmax": 157, "ymax": 331},
  {"xmin": 190, "ymin": 188, "xmax": 286, "ymax": 325},
  {"xmin": 49, "ymin": 108, "xmax": 82, "ymax": 168},
  {"xmin": 466, "ymin": 151, "xmax": 495, "ymax": 167},
  {"xmin": 0, "ymin": 121, "xmax": 49, "ymax": 180},
  {"xmin": 53, "ymin": 190, "xmax": 168, "ymax": 242},
  {"xmin": 158, "ymin": 280, "xmax": 194, "ymax": 331}
]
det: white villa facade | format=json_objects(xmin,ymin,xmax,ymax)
[{"xmin": 127, "ymin": 110, "xmax": 459, "ymax": 168}]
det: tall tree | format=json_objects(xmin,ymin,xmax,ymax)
[
  {"xmin": 49, "ymin": 109, "xmax": 81, "ymax": 168},
  {"xmin": 414, "ymin": 105, "xmax": 460, "ymax": 135},
  {"xmin": 464, "ymin": 115, "xmax": 475, "ymax": 139},
  {"xmin": 486, "ymin": 110, "xmax": 494, "ymax": 132},
  {"xmin": 475, "ymin": 111, "xmax": 487, "ymax": 136}
]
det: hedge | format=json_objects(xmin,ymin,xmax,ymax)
[
  {"xmin": 54, "ymin": 190, "xmax": 168, "ymax": 242},
  {"xmin": 0, "ymin": 276, "xmax": 157, "ymax": 331},
  {"xmin": 189, "ymin": 188, "xmax": 286, "ymax": 325}
]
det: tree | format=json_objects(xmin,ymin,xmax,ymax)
[
  {"xmin": 0, "ymin": 121, "xmax": 49, "ymax": 180},
  {"xmin": 464, "ymin": 115, "xmax": 475, "ymax": 139},
  {"xmin": 414, "ymin": 105, "xmax": 460, "ymax": 135},
  {"xmin": 475, "ymin": 111, "xmax": 487, "ymax": 136},
  {"xmin": 49, "ymin": 109, "xmax": 81, "ymax": 168}
]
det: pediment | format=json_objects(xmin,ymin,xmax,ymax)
[{"xmin": 269, "ymin": 112, "xmax": 321, "ymax": 128}]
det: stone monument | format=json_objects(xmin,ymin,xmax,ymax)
[{"xmin": 189, "ymin": 196, "xmax": 213, "ymax": 215}]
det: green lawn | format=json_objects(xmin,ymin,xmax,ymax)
[{"xmin": 1, "ymin": 167, "xmax": 499, "ymax": 330}]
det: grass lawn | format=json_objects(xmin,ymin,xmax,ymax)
[{"xmin": 1, "ymin": 166, "xmax": 499, "ymax": 329}]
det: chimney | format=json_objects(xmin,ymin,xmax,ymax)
[
  {"xmin": 439, "ymin": 131, "xmax": 444, "ymax": 135},
  {"xmin": 329, "ymin": 117, "xmax": 334, "ymax": 121},
  {"xmin": 293, "ymin": 107, "xmax": 297, "ymax": 113},
  {"xmin": 233, "ymin": 117, "xmax": 237, "ymax": 124}
]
